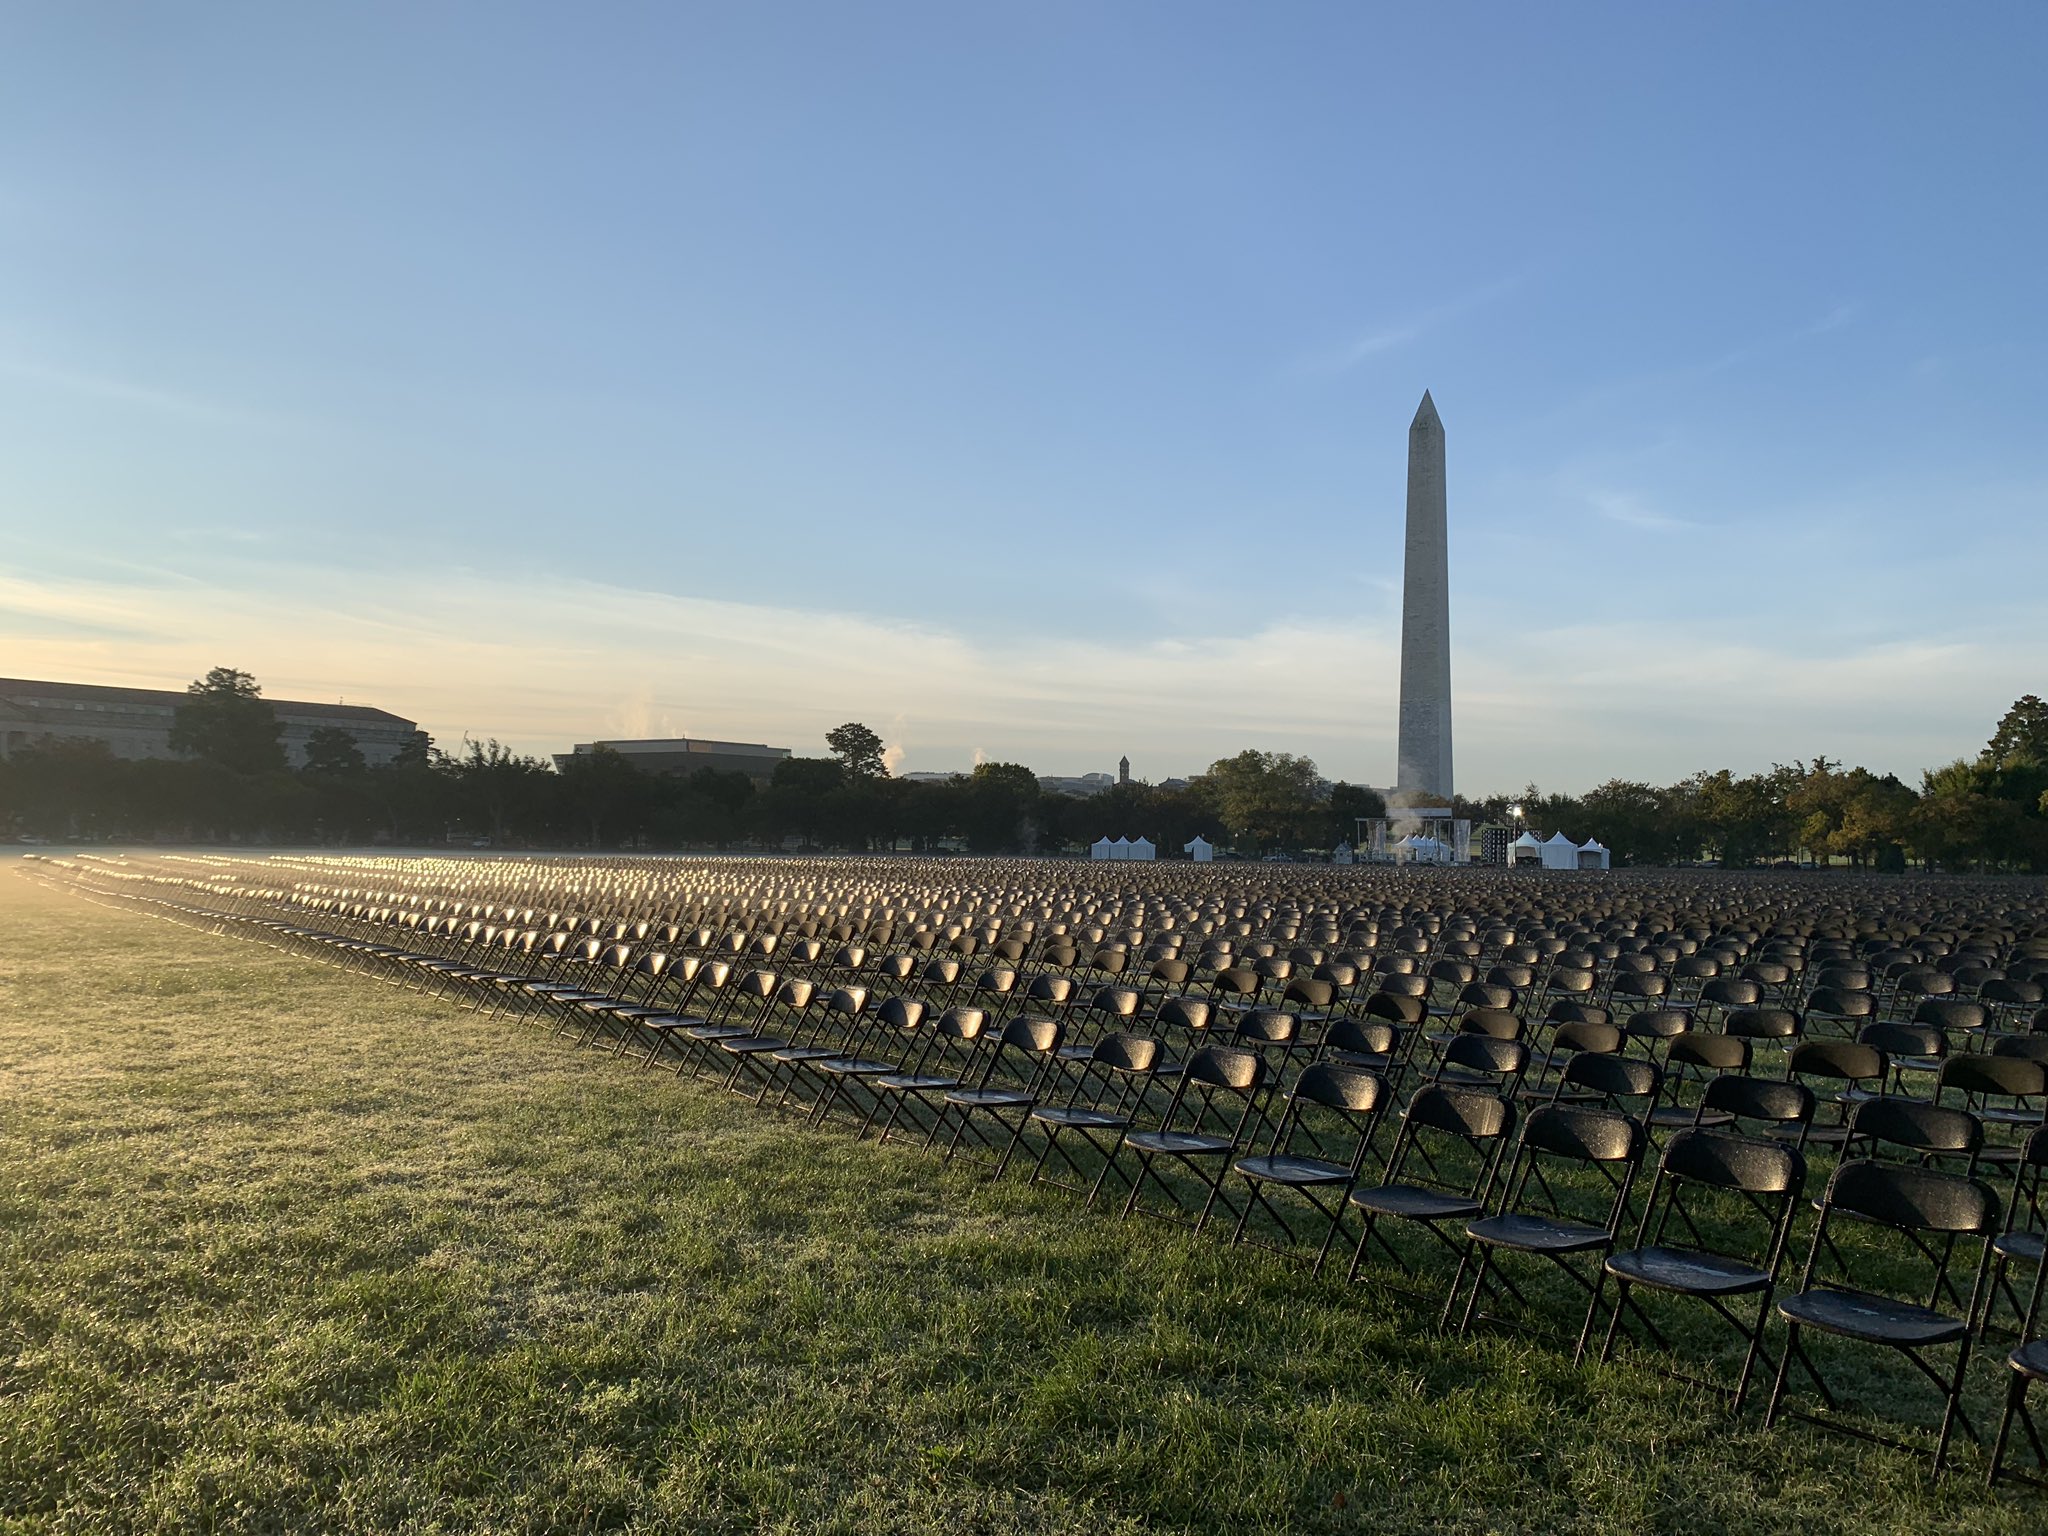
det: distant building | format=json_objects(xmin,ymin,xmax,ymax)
[
  {"xmin": 1038, "ymin": 771, "xmax": 1116, "ymax": 798},
  {"xmin": 0, "ymin": 676, "xmax": 423, "ymax": 767},
  {"xmin": 554, "ymin": 737, "xmax": 791, "ymax": 782},
  {"xmin": 899, "ymin": 771, "xmax": 960, "ymax": 785},
  {"xmin": 1118, "ymin": 755, "xmax": 1131, "ymax": 786}
]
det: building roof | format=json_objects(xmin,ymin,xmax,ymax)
[
  {"xmin": 574, "ymin": 737, "xmax": 790, "ymax": 759},
  {"xmin": 0, "ymin": 677, "xmax": 414, "ymax": 728}
]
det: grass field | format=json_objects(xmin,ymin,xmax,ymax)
[{"xmin": 2, "ymin": 867, "xmax": 2042, "ymax": 1534}]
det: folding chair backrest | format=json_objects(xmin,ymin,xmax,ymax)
[
  {"xmin": 1662, "ymin": 1127, "xmax": 1804, "ymax": 1196},
  {"xmin": 1700, "ymin": 1074, "xmax": 1813, "ymax": 1129},
  {"xmin": 1822, "ymin": 1159, "xmax": 1998, "ymax": 1236},
  {"xmin": 1848, "ymin": 1097, "xmax": 1981, "ymax": 1161}
]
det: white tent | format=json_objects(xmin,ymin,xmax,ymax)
[
  {"xmin": 1110, "ymin": 836, "xmax": 1133, "ymax": 861},
  {"xmin": 1540, "ymin": 831, "xmax": 1580, "ymax": 870},
  {"xmin": 1129, "ymin": 837, "xmax": 1157, "ymax": 862},
  {"xmin": 1509, "ymin": 831, "xmax": 1544, "ymax": 867},
  {"xmin": 1396, "ymin": 834, "xmax": 1450, "ymax": 865},
  {"xmin": 1184, "ymin": 836, "xmax": 1214, "ymax": 863},
  {"xmin": 1577, "ymin": 839, "xmax": 1611, "ymax": 871},
  {"xmin": 1090, "ymin": 836, "xmax": 1115, "ymax": 861}
]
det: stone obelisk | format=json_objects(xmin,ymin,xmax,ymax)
[{"xmin": 1395, "ymin": 390, "xmax": 1453, "ymax": 803}]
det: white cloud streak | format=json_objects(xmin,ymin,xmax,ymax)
[{"xmin": 0, "ymin": 560, "xmax": 2023, "ymax": 792}]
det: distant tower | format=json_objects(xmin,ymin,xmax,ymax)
[
  {"xmin": 1118, "ymin": 754, "xmax": 1131, "ymax": 786},
  {"xmin": 1395, "ymin": 391, "xmax": 1453, "ymax": 802}
]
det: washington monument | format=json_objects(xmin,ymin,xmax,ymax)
[{"xmin": 1395, "ymin": 390, "xmax": 1453, "ymax": 802}]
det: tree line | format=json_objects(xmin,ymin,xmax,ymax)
[{"xmin": 3, "ymin": 669, "xmax": 2046, "ymax": 870}]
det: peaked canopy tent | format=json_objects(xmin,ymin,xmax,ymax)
[
  {"xmin": 1509, "ymin": 831, "xmax": 1544, "ymax": 867},
  {"xmin": 1395, "ymin": 834, "xmax": 1452, "ymax": 866},
  {"xmin": 1578, "ymin": 839, "xmax": 1611, "ymax": 870},
  {"xmin": 1540, "ymin": 831, "xmax": 1581, "ymax": 871},
  {"xmin": 1184, "ymin": 836, "xmax": 1214, "ymax": 863}
]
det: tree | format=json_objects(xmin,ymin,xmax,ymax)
[
  {"xmin": 302, "ymin": 726, "xmax": 366, "ymax": 777},
  {"xmin": 825, "ymin": 722, "xmax": 888, "ymax": 780},
  {"xmin": 170, "ymin": 666, "xmax": 285, "ymax": 775},
  {"xmin": 1326, "ymin": 783, "xmax": 1387, "ymax": 848},
  {"xmin": 447, "ymin": 739, "xmax": 554, "ymax": 843},
  {"xmin": 1196, "ymin": 750, "xmax": 1322, "ymax": 852},
  {"xmin": 1987, "ymin": 696, "xmax": 2048, "ymax": 770},
  {"xmin": 964, "ymin": 761, "xmax": 1041, "ymax": 853}
]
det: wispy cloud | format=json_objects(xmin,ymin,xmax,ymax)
[
  {"xmin": 0, "ymin": 357, "xmax": 284, "ymax": 429},
  {"xmin": 1586, "ymin": 489, "xmax": 1696, "ymax": 532},
  {"xmin": 0, "ymin": 557, "xmax": 2029, "ymax": 792},
  {"xmin": 1303, "ymin": 272, "xmax": 1528, "ymax": 375}
]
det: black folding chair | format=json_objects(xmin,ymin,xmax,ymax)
[
  {"xmin": 1443, "ymin": 1103, "xmax": 1645, "ymax": 1353},
  {"xmin": 1593, "ymin": 1130, "xmax": 1806, "ymax": 1411},
  {"xmin": 1226, "ymin": 1062, "xmax": 1390, "ymax": 1268},
  {"xmin": 1115, "ymin": 1045, "xmax": 1268, "ymax": 1231},
  {"xmin": 1765, "ymin": 1158, "xmax": 2001, "ymax": 1478}
]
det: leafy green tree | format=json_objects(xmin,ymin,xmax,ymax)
[
  {"xmin": 1196, "ymin": 750, "xmax": 1322, "ymax": 851},
  {"xmin": 825, "ymin": 722, "xmax": 889, "ymax": 780},
  {"xmin": 1987, "ymin": 696, "xmax": 2048, "ymax": 770},
  {"xmin": 447, "ymin": 739, "xmax": 554, "ymax": 843},
  {"xmin": 170, "ymin": 666, "xmax": 284, "ymax": 775}
]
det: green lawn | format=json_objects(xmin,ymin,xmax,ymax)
[{"xmin": 0, "ymin": 868, "xmax": 2040, "ymax": 1534}]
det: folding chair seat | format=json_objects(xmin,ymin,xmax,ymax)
[
  {"xmin": 1016, "ymin": 1031, "xmax": 1163, "ymax": 1200},
  {"xmin": 933, "ymin": 1015, "xmax": 1065, "ymax": 1170},
  {"xmin": 572, "ymin": 948, "xmax": 674, "ymax": 1050},
  {"xmin": 1115, "ymin": 1045, "xmax": 1269, "ymax": 1230},
  {"xmin": 1989, "ymin": 1338, "xmax": 2048, "ymax": 1488},
  {"xmin": 668, "ymin": 965, "xmax": 780, "ymax": 1077},
  {"xmin": 1593, "ymin": 1129, "xmax": 1807, "ymax": 1411},
  {"xmin": 808, "ymin": 996, "xmax": 927, "ymax": 1127},
  {"xmin": 1444, "ymin": 1103, "xmax": 1646, "ymax": 1349},
  {"xmin": 1765, "ymin": 1159, "xmax": 2001, "ymax": 1478},
  {"xmin": 757, "ymin": 985, "xmax": 874, "ymax": 1111},
  {"xmin": 1226, "ymin": 1062, "xmax": 1391, "ymax": 1267},
  {"xmin": 863, "ymin": 1005, "xmax": 991, "ymax": 1144},
  {"xmin": 1985, "ymin": 1127, "xmax": 2048, "ymax": 1340},
  {"xmin": 1345, "ymin": 1083, "xmax": 1516, "ymax": 1285}
]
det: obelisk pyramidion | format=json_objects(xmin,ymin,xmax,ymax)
[{"xmin": 1395, "ymin": 390, "xmax": 1453, "ymax": 803}]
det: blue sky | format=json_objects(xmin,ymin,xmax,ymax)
[{"xmin": 3, "ymin": 3, "xmax": 2044, "ymax": 792}]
